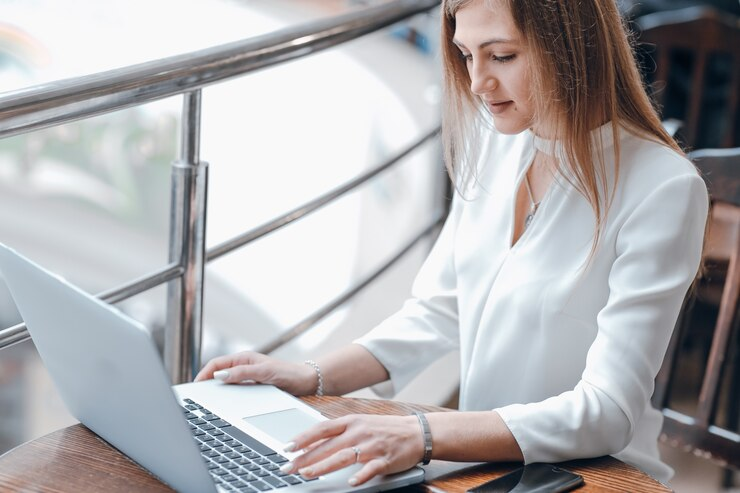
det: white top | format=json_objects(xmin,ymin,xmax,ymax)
[{"xmin": 355, "ymin": 123, "xmax": 708, "ymax": 482}]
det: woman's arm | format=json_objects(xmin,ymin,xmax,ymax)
[
  {"xmin": 314, "ymin": 344, "xmax": 390, "ymax": 395},
  {"xmin": 194, "ymin": 344, "xmax": 389, "ymax": 396},
  {"xmin": 281, "ymin": 410, "xmax": 522, "ymax": 486}
]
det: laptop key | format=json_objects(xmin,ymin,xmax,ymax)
[
  {"xmin": 262, "ymin": 476, "xmax": 287, "ymax": 488},
  {"xmin": 212, "ymin": 429, "xmax": 225, "ymax": 436},
  {"xmin": 250, "ymin": 481, "xmax": 272, "ymax": 492},
  {"xmin": 265, "ymin": 454, "xmax": 288, "ymax": 464},
  {"xmin": 221, "ymin": 426, "xmax": 276, "ymax": 456},
  {"xmin": 283, "ymin": 476, "xmax": 302, "ymax": 485},
  {"xmin": 239, "ymin": 485, "xmax": 259, "ymax": 492}
]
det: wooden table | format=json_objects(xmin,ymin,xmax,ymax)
[{"xmin": 0, "ymin": 396, "xmax": 670, "ymax": 492}]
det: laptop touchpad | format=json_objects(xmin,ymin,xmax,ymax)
[{"xmin": 243, "ymin": 408, "xmax": 322, "ymax": 443}]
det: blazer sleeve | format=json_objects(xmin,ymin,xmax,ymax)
[
  {"xmin": 495, "ymin": 173, "xmax": 709, "ymax": 462},
  {"xmin": 354, "ymin": 196, "xmax": 462, "ymax": 397}
]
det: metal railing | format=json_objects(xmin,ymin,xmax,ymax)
[{"xmin": 0, "ymin": 0, "xmax": 444, "ymax": 384}]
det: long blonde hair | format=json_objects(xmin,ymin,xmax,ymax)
[{"xmin": 441, "ymin": 0, "xmax": 681, "ymax": 242}]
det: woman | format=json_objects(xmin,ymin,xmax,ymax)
[{"xmin": 196, "ymin": 0, "xmax": 708, "ymax": 486}]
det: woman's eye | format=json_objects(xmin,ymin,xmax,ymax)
[
  {"xmin": 491, "ymin": 54, "xmax": 516, "ymax": 63},
  {"xmin": 460, "ymin": 52, "xmax": 473, "ymax": 62}
]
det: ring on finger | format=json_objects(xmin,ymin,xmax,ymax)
[{"xmin": 351, "ymin": 446, "xmax": 361, "ymax": 464}]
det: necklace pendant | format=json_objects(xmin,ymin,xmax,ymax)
[{"xmin": 524, "ymin": 212, "xmax": 534, "ymax": 230}]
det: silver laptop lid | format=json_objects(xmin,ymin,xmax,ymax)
[{"xmin": 0, "ymin": 243, "xmax": 215, "ymax": 493}]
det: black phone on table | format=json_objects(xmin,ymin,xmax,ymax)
[{"xmin": 466, "ymin": 463, "xmax": 584, "ymax": 493}]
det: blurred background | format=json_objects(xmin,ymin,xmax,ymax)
[{"xmin": 0, "ymin": 0, "xmax": 455, "ymax": 453}]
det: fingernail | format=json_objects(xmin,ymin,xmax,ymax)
[
  {"xmin": 283, "ymin": 441, "xmax": 296, "ymax": 452},
  {"xmin": 348, "ymin": 477, "xmax": 358, "ymax": 486},
  {"xmin": 299, "ymin": 467, "xmax": 313, "ymax": 477},
  {"xmin": 279, "ymin": 462, "xmax": 293, "ymax": 474},
  {"xmin": 214, "ymin": 370, "xmax": 230, "ymax": 381}
]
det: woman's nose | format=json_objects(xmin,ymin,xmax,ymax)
[{"xmin": 469, "ymin": 66, "xmax": 496, "ymax": 95}]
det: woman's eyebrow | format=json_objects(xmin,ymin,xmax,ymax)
[{"xmin": 452, "ymin": 38, "xmax": 516, "ymax": 50}]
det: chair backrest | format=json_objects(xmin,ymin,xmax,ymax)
[
  {"xmin": 653, "ymin": 147, "xmax": 740, "ymax": 470},
  {"xmin": 636, "ymin": 7, "xmax": 740, "ymax": 149}
]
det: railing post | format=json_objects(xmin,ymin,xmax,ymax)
[{"xmin": 165, "ymin": 90, "xmax": 208, "ymax": 384}]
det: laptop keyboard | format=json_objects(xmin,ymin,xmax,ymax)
[{"xmin": 183, "ymin": 398, "xmax": 317, "ymax": 492}]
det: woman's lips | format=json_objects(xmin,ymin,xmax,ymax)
[{"xmin": 487, "ymin": 101, "xmax": 513, "ymax": 115}]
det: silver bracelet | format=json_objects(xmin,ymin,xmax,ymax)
[
  {"xmin": 303, "ymin": 360, "xmax": 324, "ymax": 396},
  {"xmin": 413, "ymin": 411, "xmax": 433, "ymax": 465}
]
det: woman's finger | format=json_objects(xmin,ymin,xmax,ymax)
[
  {"xmin": 214, "ymin": 362, "xmax": 273, "ymax": 384},
  {"xmin": 348, "ymin": 458, "xmax": 390, "ymax": 487},
  {"xmin": 295, "ymin": 446, "xmax": 361, "ymax": 479},
  {"xmin": 286, "ymin": 435, "xmax": 351, "ymax": 474},
  {"xmin": 193, "ymin": 354, "xmax": 242, "ymax": 381},
  {"xmin": 289, "ymin": 417, "xmax": 349, "ymax": 452}
]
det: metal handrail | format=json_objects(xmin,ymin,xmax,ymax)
[
  {"xmin": 0, "ymin": 0, "xmax": 439, "ymax": 139},
  {"xmin": 0, "ymin": 0, "xmax": 444, "ymax": 382}
]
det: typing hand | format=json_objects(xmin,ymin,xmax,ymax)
[
  {"xmin": 279, "ymin": 414, "xmax": 425, "ymax": 487},
  {"xmin": 193, "ymin": 350, "xmax": 318, "ymax": 396}
]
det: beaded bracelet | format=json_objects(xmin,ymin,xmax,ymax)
[{"xmin": 303, "ymin": 360, "xmax": 324, "ymax": 396}]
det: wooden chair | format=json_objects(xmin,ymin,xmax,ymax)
[
  {"xmin": 635, "ymin": 7, "xmax": 740, "ymax": 149},
  {"xmin": 653, "ymin": 147, "xmax": 740, "ymax": 473}
]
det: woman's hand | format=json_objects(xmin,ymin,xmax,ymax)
[
  {"xmin": 280, "ymin": 414, "xmax": 424, "ymax": 486},
  {"xmin": 193, "ymin": 351, "xmax": 318, "ymax": 396}
]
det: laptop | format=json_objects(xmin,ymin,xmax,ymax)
[{"xmin": 0, "ymin": 243, "xmax": 425, "ymax": 493}]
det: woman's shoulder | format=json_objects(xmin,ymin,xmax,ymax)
[{"xmin": 617, "ymin": 128, "xmax": 701, "ymax": 190}]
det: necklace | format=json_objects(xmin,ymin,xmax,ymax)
[{"xmin": 523, "ymin": 172, "xmax": 540, "ymax": 230}]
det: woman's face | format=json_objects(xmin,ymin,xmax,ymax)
[{"xmin": 453, "ymin": 0, "xmax": 536, "ymax": 135}]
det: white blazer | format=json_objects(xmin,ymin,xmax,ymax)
[{"xmin": 355, "ymin": 123, "xmax": 708, "ymax": 482}]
